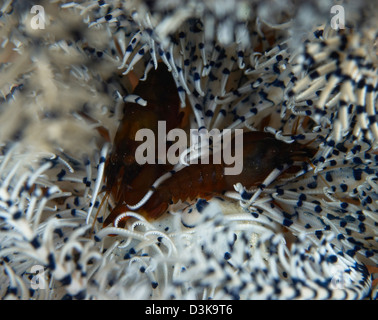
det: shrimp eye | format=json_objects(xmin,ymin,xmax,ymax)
[
  {"xmin": 123, "ymin": 154, "xmax": 135, "ymax": 165},
  {"xmin": 110, "ymin": 152, "xmax": 119, "ymax": 164}
]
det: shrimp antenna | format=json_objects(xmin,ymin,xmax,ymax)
[{"xmin": 91, "ymin": 190, "xmax": 110, "ymax": 233}]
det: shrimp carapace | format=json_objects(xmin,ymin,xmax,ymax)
[{"xmin": 104, "ymin": 131, "xmax": 316, "ymax": 226}]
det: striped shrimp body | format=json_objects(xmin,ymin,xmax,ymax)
[{"xmin": 104, "ymin": 131, "xmax": 315, "ymax": 226}]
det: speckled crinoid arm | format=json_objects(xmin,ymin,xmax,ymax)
[{"xmin": 0, "ymin": 0, "xmax": 377, "ymax": 300}]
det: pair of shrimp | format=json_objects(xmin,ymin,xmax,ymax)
[{"xmin": 101, "ymin": 63, "xmax": 315, "ymax": 228}]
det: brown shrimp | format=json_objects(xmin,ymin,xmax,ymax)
[
  {"xmin": 104, "ymin": 131, "xmax": 316, "ymax": 226},
  {"xmin": 100, "ymin": 63, "xmax": 186, "ymax": 226}
]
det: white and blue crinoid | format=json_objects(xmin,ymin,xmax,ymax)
[{"xmin": 0, "ymin": 0, "xmax": 377, "ymax": 300}]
